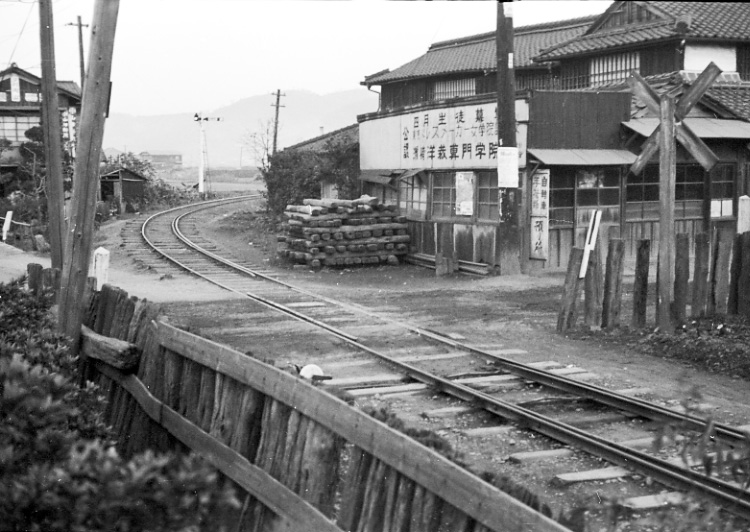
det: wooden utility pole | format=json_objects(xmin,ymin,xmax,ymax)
[
  {"xmin": 497, "ymin": 1, "xmax": 523, "ymax": 273},
  {"xmin": 59, "ymin": 0, "xmax": 120, "ymax": 340},
  {"xmin": 496, "ymin": 2, "xmax": 515, "ymax": 150},
  {"xmin": 271, "ymin": 89, "xmax": 285, "ymax": 155},
  {"xmin": 39, "ymin": 0, "xmax": 66, "ymax": 271},
  {"xmin": 66, "ymin": 16, "xmax": 89, "ymax": 90}
]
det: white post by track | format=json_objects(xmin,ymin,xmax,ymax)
[
  {"xmin": 93, "ymin": 246, "xmax": 110, "ymax": 291},
  {"xmin": 2, "ymin": 211, "xmax": 13, "ymax": 241}
]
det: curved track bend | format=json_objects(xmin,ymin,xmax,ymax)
[{"xmin": 140, "ymin": 196, "xmax": 750, "ymax": 522}]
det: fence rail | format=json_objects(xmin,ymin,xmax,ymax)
[{"xmin": 21, "ymin": 267, "xmax": 570, "ymax": 532}]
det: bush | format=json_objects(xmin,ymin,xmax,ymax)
[{"xmin": 0, "ymin": 281, "xmax": 239, "ymax": 531}]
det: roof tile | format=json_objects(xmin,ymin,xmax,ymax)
[
  {"xmin": 537, "ymin": 2, "xmax": 750, "ymax": 60},
  {"xmin": 363, "ymin": 15, "xmax": 599, "ymax": 85}
]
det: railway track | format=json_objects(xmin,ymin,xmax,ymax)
[{"xmin": 135, "ymin": 196, "xmax": 750, "ymax": 527}]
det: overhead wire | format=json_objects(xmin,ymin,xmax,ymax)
[{"xmin": 5, "ymin": 0, "xmax": 35, "ymax": 69}]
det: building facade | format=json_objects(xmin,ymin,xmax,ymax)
[
  {"xmin": 359, "ymin": 1, "xmax": 750, "ymax": 273},
  {"xmin": 0, "ymin": 64, "xmax": 81, "ymax": 168}
]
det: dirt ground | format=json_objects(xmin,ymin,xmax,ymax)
[
  {"xmin": 4, "ymin": 206, "xmax": 748, "ymax": 428},
  {"xmin": 4, "ymin": 202, "xmax": 748, "ymax": 529},
  {"xmin": 180, "ymin": 206, "xmax": 750, "ymax": 428}
]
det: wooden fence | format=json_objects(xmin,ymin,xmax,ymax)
[
  {"xmin": 21, "ymin": 268, "xmax": 571, "ymax": 532},
  {"xmin": 558, "ymin": 230, "xmax": 750, "ymax": 332}
]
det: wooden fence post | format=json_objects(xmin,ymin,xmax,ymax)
[
  {"xmin": 673, "ymin": 233, "xmax": 690, "ymax": 325},
  {"xmin": 691, "ymin": 233, "xmax": 709, "ymax": 318},
  {"xmin": 738, "ymin": 232, "xmax": 750, "ymax": 317},
  {"xmin": 708, "ymin": 233, "xmax": 732, "ymax": 316},
  {"xmin": 556, "ymin": 247, "xmax": 585, "ymax": 333},
  {"xmin": 602, "ymin": 239, "xmax": 625, "ymax": 329},
  {"xmin": 583, "ymin": 237, "xmax": 603, "ymax": 328},
  {"xmin": 728, "ymin": 234, "xmax": 742, "ymax": 315},
  {"xmin": 631, "ymin": 239, "xmax": 650, "ymax": 328},
  {"xmin": 27, "ymin": 263, "xmax": 44, "ymax": 295}
]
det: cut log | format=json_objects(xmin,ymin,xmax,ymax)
[{"xmin": 80, "ymin": 325, "xmax": 140, "ymax": 372}]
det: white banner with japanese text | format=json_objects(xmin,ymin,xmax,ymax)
[{"xmin": 530, "ymin": 169, "xmax": 550, "ymax": 260}]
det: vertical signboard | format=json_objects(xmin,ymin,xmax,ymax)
[
  {"xmin": 10, "ymin": 74, "xmax": 21, "ymax": 102},
  {"xmin": 530, "ymin": 169, "xmax": 550, "ymax": 260},
  {"xmin": 497, "ymin": 146, "xmax": 519, "ymax": 188},
  {"xmin": 455, "ymin": 172, "xmax": 475, "ymax": 215}
]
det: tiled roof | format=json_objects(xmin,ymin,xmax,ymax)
[
  {"xmin": 285, "ymin": 123, "xmax": 359, "ymax": 152},
  {"xmin": 362, "ymin": 15, "xmax": 599, "ymax": 86},
  {"xmin": 583, "ymin": 70, "xmax": 750, "ymax": 121},
  {"xmin": 536, "ymin": 2, "xmax": 750, "ymax": 61}
]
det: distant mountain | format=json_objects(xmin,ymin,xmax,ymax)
[{"xmin": 102, "ymin": 89, "xmax": 378, "ymax": 168}]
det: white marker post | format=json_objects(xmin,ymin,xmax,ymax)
[
  {"xmin": 2, "ymin": 211, "xmax": 13, "ymax": 241},
  {"xmin": 738, "ymin": 195, "xmax": 750, "ymax": 235},
  {"xmin": 93, "ymin": 246, "xmax": 110, "ymax": 291},
  {"xmin": 579, "ymin": 210, "xmax": 602, "ymax": 279}
]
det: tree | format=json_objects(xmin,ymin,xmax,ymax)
[
  {"xmin": 100, "ymin": 151, "xmax": 155, "ymax": 179},
  {"xmin": 260, "ymin": 149, "xmax": 320, "ymax": 215}
]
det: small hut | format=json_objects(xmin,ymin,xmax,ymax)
[{"xmin": 99, "ymin": 168, "xmax": 148, "ymax": 213}]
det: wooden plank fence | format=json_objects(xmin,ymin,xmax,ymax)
[
  {"xmin": 22, "ymin": 265, "xmax": 569, "ymax": 532},
  {"xmin": 557, "ymin": 228, "xmax": 750, "ymax": 332}
]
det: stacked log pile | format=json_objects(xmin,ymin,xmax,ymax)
[{"xmin": 278, "ymin": 196, "xmax": 410, "ymax": 269}]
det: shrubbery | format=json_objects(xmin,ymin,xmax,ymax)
[{"xmin": 0, "ymin": 280, "xmax": 238, "ymax": 531}]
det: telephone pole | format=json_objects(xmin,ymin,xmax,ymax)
[
  {"xmin": 66, "ymin": 16, "xmax": 89, "ymax": 90},
  {"xmin": 271, "ymin": 89, "xmax": 285, "ymax": 155},
  {"xmin": 39, "ymin": 0, "xmax": 65, "ymax": 270},
  {"xmin": 194, "ymin": 112, "xmax": 222, "ymax": 194},
  {"xmin": 59, "ymin": 0, "xmax": 120, "ymax": 341}
]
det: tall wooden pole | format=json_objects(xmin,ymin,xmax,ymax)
[
  {"xmin": 38, "ymin": 0, "xmax": 66, "ymax": 270},
  {"xmin": 657, "ymin": 94, "xmax": 676, "ymax": 331},
  {"xmin": 271, "ymin": 89, "xmax": 284, "ymax": 156},
  {"xmin": 496, "ymin": 2, "xmax": 515, "ymax": 150},
  {"xmin": 59, "ymin": 0, "xmax": 119, "ymax": 339}
]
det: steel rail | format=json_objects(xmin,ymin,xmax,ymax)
[
  {"xmin": 172, "ymin": 213, "xmax": 750, "ymax": 448},
  {"xmin": 142, "ymin": 201, "xmax": 750, "ymax": 519},
  {"xmin": 156, "ymin": 200, "xmax": 749, "ymax": 446}
]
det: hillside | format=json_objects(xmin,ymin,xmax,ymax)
[{"xmin": 102, "ymin": 89, "xmax": 378, "ymax": 168}]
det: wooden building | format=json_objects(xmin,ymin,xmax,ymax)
[
  {"xmin": 282, "ymin": 124, "xmax": 359, "ymax": 200},
  {"xmin": 0, "ymin": 63, "xmax": 81, "ymax": 168},
  {"xmin": 359, "ymin": 1, "xmax": 750, "ymax": 273},
  {"xmin": 100, "ymin": 168, "xmax": 149, "ymax": 213},
  {"xmin": 532, "ymin": 1, "xmax": 750, "ymax": 269}
]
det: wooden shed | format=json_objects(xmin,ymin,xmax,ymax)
[{"xmin": 99, "ymin": 168, "xmax": 148, "ymax": 213}]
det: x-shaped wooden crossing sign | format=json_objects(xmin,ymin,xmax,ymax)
[
  {"xmin": 627, "ymin": 62, "xmax": 723, "ymax": 331},
  {"xmin": 628, "ymin": 62, "xmax": 722, "ymax": 175}
]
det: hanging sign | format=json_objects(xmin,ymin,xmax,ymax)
[
  {"xmin": 455, "ymin": 171, "xmax": 475, "ymax": 216},
  {"xmin": 497, "ymin": 146, "xmax": 519, "ymax": 188},
  {"xmin": 530, "ymin": 169, "xmax": 549, "ymax": 260}
]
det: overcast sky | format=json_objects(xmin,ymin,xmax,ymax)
[{"xmin": 1, "ymin": 0, "xmax": 613, "ymax": 116}]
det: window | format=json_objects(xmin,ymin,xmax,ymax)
[
  {"xmin": 626, "ymin": 164, "xmax": 735, "ymax": 221},
  {"xmin": 590, "ymin": 52, "xmax": 640, "ymax": 86},
  {"xmin": 434, "ymin": 78, "xmax": 476, "ymax": 100},
  {"xmin": 550, "ymin": 167, "xmax": 621, "ymax": 226},
  {"xmin": 676, "ymin": 164, "xmax": 704, "ymax": 219},
  {"xmin": 550, "ymin": 168, "xmax": 575, "ymax": 226},
  {"xmin": 626, "ymin": 165, "xmax": 659, "ymax": 220},
  {"xmin": 431, "ymin": 172, "xmax": 456, "ymax": 218},
  {"xmin": 576, "ymin": 167, "xmax": 621, "ymax": 206},
  {"xmin": 711, "ymin": 164, "xmax": 735, "ymax": 218},
  {"xmin": 477, "ymin": 171, "xmax": 499, "ymax": 220},
  {"xmin": 429, "ymin": 171, "xmax": 500, "ymax": 222},
  {"xmin": 0, "ymin": 115, "xmax": 40, "ymax": 142},
  {"xmin": 399, "ymin": 174, "xmax": 428, "ymax": 219}
]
